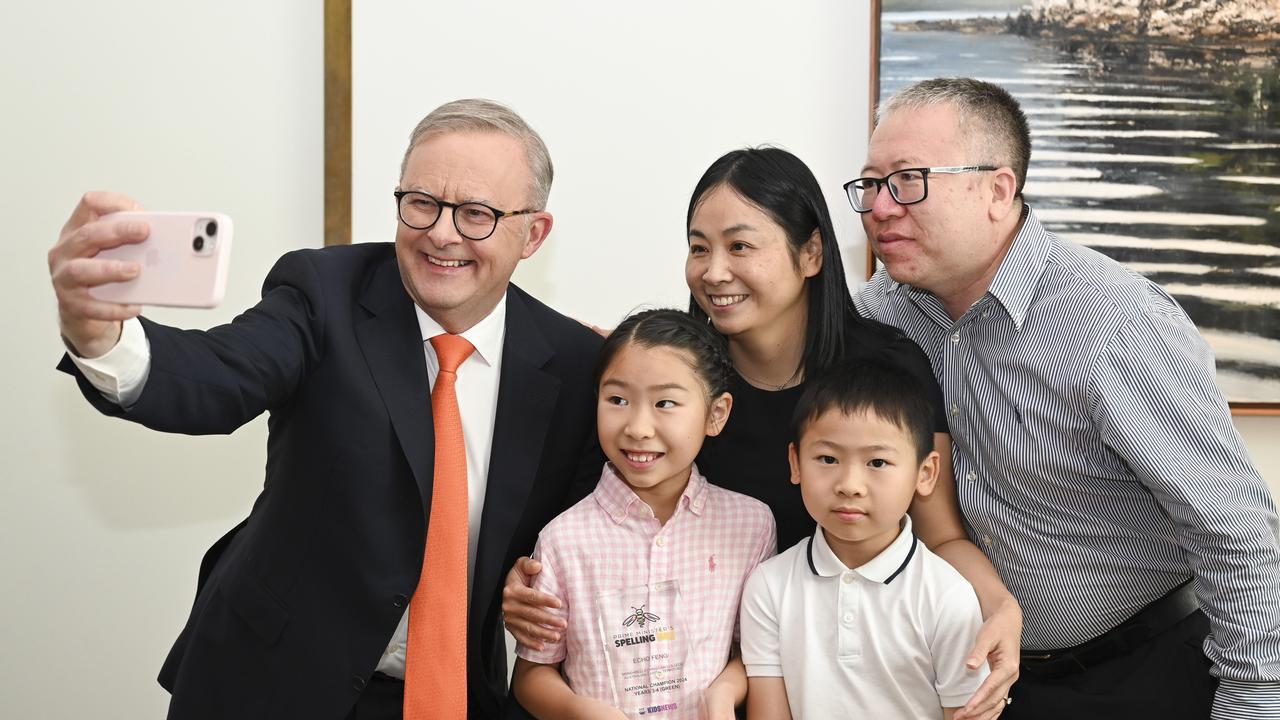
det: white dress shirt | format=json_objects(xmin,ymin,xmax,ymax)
[{"xmin": 67, "ymin": 297, "xmax": 509, "ymax": 678}]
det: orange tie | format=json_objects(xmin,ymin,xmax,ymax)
[{"xmin": 405, "ymin": 333, "xmax": 475, "ymax": 720}]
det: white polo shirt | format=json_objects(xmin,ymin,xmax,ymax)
[{"xmin": 740, "ymin": 516, "xmax": 988, "ymax": 719}]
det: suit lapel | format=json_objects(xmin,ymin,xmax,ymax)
[
  {"xmin": 354, "ymin": 259, "xmax": 436, "ymax": 517},
  {"xmin": 473, "ymin": 287, "xmax": 560, "ymax": 616},
  {"xmin": 355, "ymin": 273, "xmax": 560, "ymax": 623}
]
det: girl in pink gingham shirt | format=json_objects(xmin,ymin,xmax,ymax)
[{"xmin": 512, "ymin": 309, "xmax": 776, "ymax": 720}]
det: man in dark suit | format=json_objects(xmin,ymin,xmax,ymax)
[{"xmin": 49, "ymin": 99, "xmax": 602, "ymax": 719}]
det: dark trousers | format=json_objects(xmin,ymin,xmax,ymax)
[
  {"xmin": 1005, "ymin": 611, "xmax": 1217, "ymax": 720},
  {"xmin": 346, "ymin": 673, "xmax": 404, "ymax": 720}
]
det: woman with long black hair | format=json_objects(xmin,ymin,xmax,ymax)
[{"xmin": 505, "ymin": 148, "xmax": 1020, "ymax": 720}]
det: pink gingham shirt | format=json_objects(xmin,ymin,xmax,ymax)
[{"xmin": 516, "ymin": 463, "xmax": 776, "ymax": 706}]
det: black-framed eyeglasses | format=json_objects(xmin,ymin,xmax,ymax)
[
  {"xmin": 394, "ymin": 190, "xmax": 538, "ymax": 241},
  {"xmin": 843, "ymin": 166, "xmax": 998, "ymax": 213}
]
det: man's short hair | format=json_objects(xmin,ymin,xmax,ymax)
[
  {"xmin": 791, "ymin": 359, "xmax": 935, "ymax": 463},
  {"xmin": 400, "ymin": 98, "xmax": 554, "ymax": 210},
  {"xmin": 878, "ymin": 78, "xmax": 1031, "ymax": 198}
]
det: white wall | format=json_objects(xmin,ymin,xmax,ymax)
[
  {"xmin": 1, "ymin": 2, "xmax": 321, "ymax": 717},
  {"xmin": 1, "ymin": 2, "xmax": 1275, "ymax": 719},
  {"xmin": 351, "ymin": 1, "xmax": 872, "ymax": 326}
]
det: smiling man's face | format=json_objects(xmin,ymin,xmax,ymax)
[{"xmin": 395, "ymin": 130, "xmax": 550, "ymax": 333}]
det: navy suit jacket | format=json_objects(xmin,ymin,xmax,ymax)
[{"xmin": 60, "ymin": 243, "xmax": 603, "ymax": 719}]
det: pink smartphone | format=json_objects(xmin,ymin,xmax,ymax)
[{"xmin": 88, "ymin": 211, "xmax": 233, "ymax": 308}]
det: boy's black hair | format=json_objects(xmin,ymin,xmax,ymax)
[
  {"xmin": 595, "ymin": 308, "xmax": 734, "ymax": 401},
  {"xmin": 791, "ymin": 358, "xmax": 935, "ymax": 462}
]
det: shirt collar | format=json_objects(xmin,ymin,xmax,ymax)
[
  {"xmin": 806, "ymin": 515, "xmax": 918, "ymax": 585},
  {"xmin": 983, "ymin": 204, "xmax": 1053, "ymax": 330},
  {"xmin": 413, "ymin": 294, "xmax": 507, "ymax": 367},
  {"xmin": 891, "ymin": 204, "xmax": 1053, "ymax": 331},
  {"xmin": 593, "ymin": 463, "xmax": 710, "ymax": 524}
]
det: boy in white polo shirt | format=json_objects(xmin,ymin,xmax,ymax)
[{"xmin": 740, "ymin": 358, "xmax": 988, "ymax": 720}]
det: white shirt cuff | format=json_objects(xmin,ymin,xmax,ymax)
[{"xmin": 66, "ymin": 318, "xmax": 151, "ymax": 407}]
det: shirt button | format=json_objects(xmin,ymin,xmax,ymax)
[
  {"xmin": 655, "ymin": 536, "xmax": 666, "ymax": 547},
  {"xmin": 981, "ymin": 535, "xmax": 993, "ymax": 547},
  {"xmin": 966, "ymin": 471, "xmax": 977, "ymax": 481},
  {"xmin": 950, "ymin": 403, "xmax": 960, "ymax": 417},
  {"xmin": 842, "ymin": 573, "xmax": 854, "ymax": 585},
  {"xmin": 951, "ymin": 332, "xmax": 960, "ymax": 343},
  {"xmin": 982, "ymin": 309, "xmax": 992, "ymax": 319},
  {"xmin": 392, "ymin": 594, "xmax": 408, "ymax": 608},
  {"xmin": 843, "ymin": 613, "xmax": 854, "ymax": 624}
]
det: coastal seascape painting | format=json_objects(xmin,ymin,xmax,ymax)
[{"xmin": 874, "ymin": 0, "xmax": 1280, "ymax": 411}]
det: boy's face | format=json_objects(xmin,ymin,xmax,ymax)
[{"xmin": 789, "ymin": 408, "xmax": 940, "ymax": 568}]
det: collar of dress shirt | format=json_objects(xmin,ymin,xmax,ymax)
[
  {"xmin": 893, "ymin": 203, "xmax": 1051, "ymax": 331},
  {"xmin": 806, "ymin": 515, "xmax": 918, "ymax": 585},
  {"xmin": 594, "ymin": 462, "xmax": 711, "ymax": 524},
  {"xmin": 413, "ymin": 294, "xmax": 508, "ymax": 367},
  {"xmin": 981, "ymin": 203, "xmax": 1052, "ymax": 330}
]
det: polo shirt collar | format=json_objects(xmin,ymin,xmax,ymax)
[
  {"xmin": 806, "ymin": 515, "xmax": 918, "ymax": 585},
  {"xmin": 593, "ymin": 462, "xmax": 710, "ymax": 524},
  {"xmin": 413, "ymin": 294, "xmax": 507, "ymax": 367}
]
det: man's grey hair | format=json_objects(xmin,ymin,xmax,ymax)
[
  {"xmin": 400, "ymin": 98, "xmax": 554, "ymax": 210},
  {"xmin": 877, "ymin": 78, "xmax": 1031, "ymax": 196}
]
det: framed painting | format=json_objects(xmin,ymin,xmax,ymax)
[{"xmin": 870, "ymin": 0, "xmax": 1280, "ymax": 413}]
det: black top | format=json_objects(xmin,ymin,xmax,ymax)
[{"xmin": 696, "ymin": 313, "xmax": 948, "ymax": 551}]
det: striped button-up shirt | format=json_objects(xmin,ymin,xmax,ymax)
[{"xmin": 855, "ymin": 206, "xmax": 1280, "ymax": 718}]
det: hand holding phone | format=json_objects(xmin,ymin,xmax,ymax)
[{"xmin": 87, "ymin": 211, "xmax": 233, "ymax": 308}]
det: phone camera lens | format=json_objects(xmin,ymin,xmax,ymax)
[
  {"xmin": 193, "ymin": 236, "xmax": 206, "ymax": 252},
  {"xmin": 206, "ymin": 220, "xmax": 218, "ymax": 236}
]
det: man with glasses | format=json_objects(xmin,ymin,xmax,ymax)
[
  {"xmin": 48, "ymin": 99, "xmax": 603, "ymax": 720},
  {"xmin": 852, "ymin": 78, "xmax": 1279, "ymax": 720}
]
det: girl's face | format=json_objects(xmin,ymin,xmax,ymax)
[
  {"xmin": 686, "ymin": 185, "xmax": 822, "ymax": 341},
  {"xmin": 597, "ymin": 343, "xmax": 731, "ymax": 499}
]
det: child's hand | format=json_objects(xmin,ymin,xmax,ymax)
[{"xmin": 502, "ymin": 556, "xmax": 567, "ymax": 650}]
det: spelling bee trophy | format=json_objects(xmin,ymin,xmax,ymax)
[{"xmin": 595, "ymin": 580, "xmax": 703, "ymax": 719}]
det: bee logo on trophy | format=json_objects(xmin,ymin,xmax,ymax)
[{"xmin": 623, "ymin": 605, "xmax": 662, "ymax": 629}]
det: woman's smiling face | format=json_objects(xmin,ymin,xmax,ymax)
[{"xmin": 685, "ymin": 184, "xmax": 821, "ymax": 341}]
